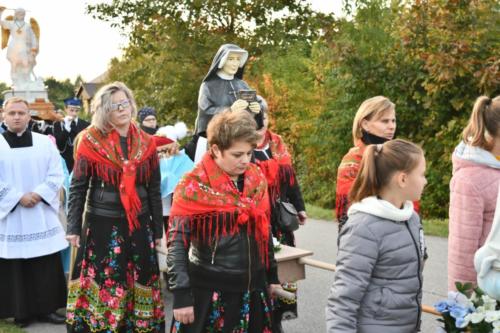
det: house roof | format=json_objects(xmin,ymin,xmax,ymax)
[{"xmin": 76, "ymin": 82, "xmax": 100, "ymax": 100}]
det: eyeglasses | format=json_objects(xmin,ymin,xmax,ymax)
[{"xmin": 111, "ymin": 99, "xmax": 131, "ymax": 112}]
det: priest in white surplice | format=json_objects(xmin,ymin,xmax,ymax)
[{"xmin": 0, "ymin": 97, "xmax": 67, "ymax": 327}]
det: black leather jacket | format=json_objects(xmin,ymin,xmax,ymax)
[
  {"xmin": 66, "ymin": 165, "xmax": 163, "ymax": 240},
  {"xmin": 167, "ymin": 215, "xmax": 279, "ymax": 309}
]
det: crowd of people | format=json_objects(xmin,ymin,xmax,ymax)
[{"xmin": 0, "ymin": 42, "xmax": 499, "ymax": 333}]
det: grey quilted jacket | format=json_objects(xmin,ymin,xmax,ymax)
[{"xmin": 326, "ymin": 211, "xmax": 424, "ymax": 333}]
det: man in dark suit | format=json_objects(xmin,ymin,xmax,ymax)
[{"xmin": 53, "ymin": 98, "xmax": 89, "ymax": 171}]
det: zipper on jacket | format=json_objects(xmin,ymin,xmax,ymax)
[
  {"xmin": 211, "ymin": 238, "xmax": 218, "ymax": 264},
  {"xmin": 405, "ymin": 221, "xmax": 422, "ymax": 331},
  {"xmin": 98, "ymin": 181, "xmax": 104, "ymax": 200},
  {"xmin": 247, "ymin": 233, "xmax": 251, "ymax": 291}
]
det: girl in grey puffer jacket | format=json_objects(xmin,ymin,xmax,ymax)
[{"xmin": 326, "ymin": 139, "xmax": 427, "ymax": 333}]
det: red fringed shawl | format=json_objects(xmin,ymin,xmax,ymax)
[
  {"xmin": 255, "ymin": 131, "xmax": 295, "ymax": 202},
  {"xmin": 74, "ymin": 123, "xmax": 158, "ymax": 232},
  {"xmin": 169, "ymin": 153, "xmax": 271, "ymax": 264},
  {"xmin": 335, "ymin": 141, "xmax": 365, "ymax": 223},
  {"xmin": 335, "ymin": 141, "xmax": 420, "ymax": 222}
]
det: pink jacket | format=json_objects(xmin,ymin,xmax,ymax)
[{"xmin": 448, "ymin": 142, "xmax": 500, "ymax": 291}]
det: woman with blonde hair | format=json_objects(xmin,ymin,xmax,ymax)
[
  {"xmin": 65, "ymin": 82, "xmax": 165, "ymax": 332},
  {"xmin": 448, "ymin": 95, "xmax": 500, "ymax": 291},
  {"xmin": 335, "ymin": 96, "xmax": 397, "ymax": 232}
]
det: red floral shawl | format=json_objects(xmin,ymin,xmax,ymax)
[
  {"xmin": 255, "ymin": 130, "xmax": 295, "ymax": 202},
  {"xmin": 335, "ymin": 141, "xmax": 365, "ymax": 222},
  {"xmin": 74, "ymin": 123, "xmax": 158, "ymax": 232},
  {"xmin": 335, "ymin": 141, "xmax": 420, "ymax": 222},
  {"xmin": 169, "ymin": 152, "xmax": 271, "ymax": 264}
]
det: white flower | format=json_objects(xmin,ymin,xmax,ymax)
[
  {"xmin": 469, "ymin": 311, "xmax": 486, "ymax": 324},
  {"xmin": 476, "ymin": 305, "xmax": 486, "ymax": 313},
  {"xmin": 486, "ymin": 311, "xmax": 500, "ymax": 323},
  {"xmin": 483, "ymin": 295, "xmax": 498, "ymax": 311},
  {"xmin": 493, "ymin": 320, "xmax": 500, "ymax": 329}
]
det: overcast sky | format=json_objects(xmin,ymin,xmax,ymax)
[{"xmin": 0, "ymin": 0, "xmax": 343, "ymax": 85}]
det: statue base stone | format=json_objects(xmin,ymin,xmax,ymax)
[{"xmin": 3, "ymin": 89, "xmax": 48, "ymax": 104}]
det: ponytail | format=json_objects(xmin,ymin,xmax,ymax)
[
  {"xmin": 462, "ymin": 96, "xmax": 500, "ymax": 150},
  {"xmin": 349, "ymin": 144, "xmax": 380, "ymax": 202},
  {"xmin": 349, "ymin": 139, "xmax": 423, "ymax": 203}
]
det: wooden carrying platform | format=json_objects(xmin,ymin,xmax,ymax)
[{"xmin": 274, "ymin": 245, "xmax": 313, "ymax": 282}]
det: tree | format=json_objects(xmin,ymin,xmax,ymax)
[
  {"xmin": 300, "ymin": 0, "xmax": 499, "ymax": 216},
  {"xmin": 87, "ymin": 0, "xmax": 334, "ymax": 125},
  {"xmin": 45, "ymin": 77, "xmax": 76, "ymax": 110}
]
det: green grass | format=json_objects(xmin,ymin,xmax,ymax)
[
  {"xmin": 0, "ymin": 320, "xmax": 25, "ymax": 333},
  {"xmin": 305, "ymin": 203, "xmax": 449, "ymax": 238},
  {"xmin": 422, "ymin": 218, "xmax": 449, "ymax": 238},
  {"xmin": 305, "ymin": 203, "xmax": 334, "ymax": 221}
]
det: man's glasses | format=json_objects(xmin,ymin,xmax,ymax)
[{"xmin": 111, "ymin": 99, "xmax": 131, "ymax": 112}]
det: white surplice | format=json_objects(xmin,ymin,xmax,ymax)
[{"xmin": 0, "ymin": 132, "xmax": 68, "ymax": 258}]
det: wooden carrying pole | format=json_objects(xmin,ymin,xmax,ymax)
[
  {"xmin": 155, "ymin": 245, "xmax": 440, "ymax": 316},
  {"xmin": 297, "ymin": 257, "xmax": 440, "ymax": 317}
]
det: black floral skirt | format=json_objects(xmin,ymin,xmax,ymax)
[
  {"xmin": 66, "ymin": 212, "xmax": 165, "ymax": 333},
  {"xmin": 170, "ymin": 288, "xmax": 273, "ymax": 333}
]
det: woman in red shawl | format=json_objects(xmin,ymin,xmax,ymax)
[
  {"xmin": 167, "ymin": 110, "xmax": 281, "ymax": 333},
  {"xmin": 65, "ymin": 82, "xmax": 165, "ymax": 333},
  {"xmin": 254, "ymin": 110, "xmax": 306, "ymax": 332},
  {"xmin": 335, "ymin": 96, "xmax": 397, "ymax": 233}
]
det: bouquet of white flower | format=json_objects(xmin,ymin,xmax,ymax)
[{"xmin": 435, "ymin": 282, "xmax": 500, "ymax": 333}]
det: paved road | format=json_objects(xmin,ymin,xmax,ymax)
[{"xmin": 23, "ymin": 218, "xmax": 447, "ymax": 333}]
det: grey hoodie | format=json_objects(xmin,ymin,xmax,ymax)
[
  {"xmin": 326, "ymin": 196, "xmax": 425, "ymax": 333},
  {"xmin": 194, "ymin": 44, "xmax": 265, "ymax": 134}
]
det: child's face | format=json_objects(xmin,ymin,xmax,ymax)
[{"xmin": 400, "ymin": 155, "xmax": 427, "ymax": 202}]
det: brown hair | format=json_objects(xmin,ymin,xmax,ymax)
[
  {"xmin": 3, "ymin": 97, "xmax": 30, "ymax": 110},
  {"xmin": 352, "ymin": 96, "xmax": 395, "ymax": 144},
  {"xmin": 462, "ymin": 96, "xmax": 500, "ymax": 150},
  {"xmin": 349, "ymin": 139, "xmax": 423, "ymax": 203},
  {"xmin": 207, "ymin": 110, "xmax": 261, "ymax": 151}
]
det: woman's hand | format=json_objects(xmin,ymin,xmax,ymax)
[
  {"xmin": 298, "ymin": 211, "xmax": 307, "ymax": 225},
  {"xmin": 173, "ymin": 306, "xmax": 195, "ymax": 324},
  {"xmin": 230, "ymin": 99, "xmax": 249, "ymax": 112},
  {"xmin": 267, "ymin": 283, "xmax": 283, "ymax": 298},
  {"xmin": 66, "ymin": 235, "xmax": 80, "ymax": 248},
  {"xmin": 248, "ymin": 102, "xmax": 261, "ymax": 114},
  {"xmin": 155, "ymin": 238, "xmax": 162, "ymax": 247}
]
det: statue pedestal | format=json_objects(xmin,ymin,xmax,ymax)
[{"xmin": 3, "ymin": 89, "xmax": 48, "ymax": 104}]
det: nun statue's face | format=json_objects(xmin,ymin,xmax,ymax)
[{"xmin": 221, "ymin": 52, "xmax": 242, "ymax": 76}]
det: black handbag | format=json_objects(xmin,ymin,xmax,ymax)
[{"xmin": 276, "ymin": 198, "xmax": 300, "ymax": 232}]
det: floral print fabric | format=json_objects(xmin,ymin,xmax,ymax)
[{"xmin": 67, "ymin": 214, "xmax": 165, "ymax": 333}]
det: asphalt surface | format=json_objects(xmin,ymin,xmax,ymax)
[{"xmin": 20, "ymin": 218, "xmax": 448, "ymax": 333}]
